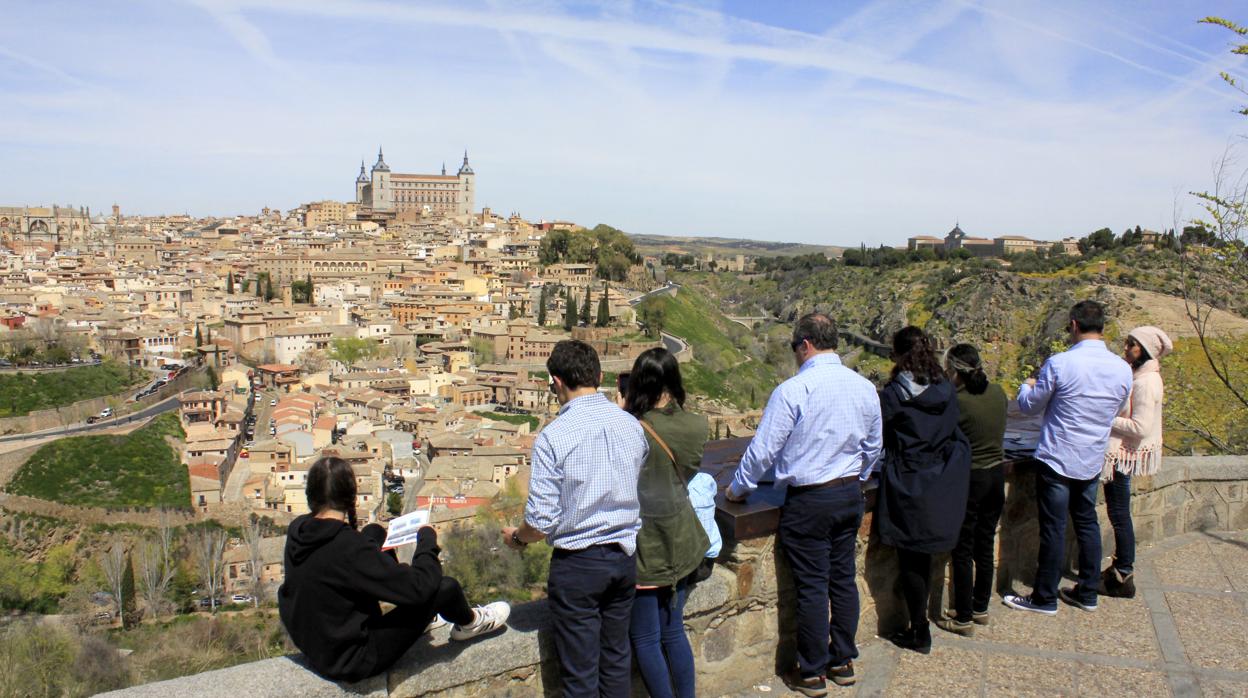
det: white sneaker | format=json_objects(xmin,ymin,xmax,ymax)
[
  {"xmin": 449, "ymin": 602, "xmax": 510, "ymax": 641},
  {"xmin": 425, "ymin": 614, "xmax": 449, "ymax": 633}
]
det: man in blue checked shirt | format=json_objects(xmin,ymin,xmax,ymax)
[
  {"xmin": 502, "ymin": 340, "xmax": 648, "ymax": 698},
  {"xmin": 727, "ymin": 312, "xmax": 882, "ymax": 696},
  {"xmin": 1004, "ymin": 300, "xmax": 1132, "ymax": 617}
]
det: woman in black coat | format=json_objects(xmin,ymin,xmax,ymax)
[{"xmin": 877, "ymin": 327, "xmax": 971, "ymax": 653}]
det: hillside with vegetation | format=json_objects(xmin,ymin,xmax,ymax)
[
  {"xmin": 0, "ymin": 361, "xmax": 146, "ymax": 418},
  {"xmin": 672, "ymin": 243, "xmax": 1248, "ymax": 454},
  {"xmin": 5, "ymin": 413, "xmax": 190, "ymax": 509}
]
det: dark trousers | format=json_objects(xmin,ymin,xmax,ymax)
[
  {"xmin": 951, "ymin": 466, "xmax": 1005, "ymax": 620},
  {"xmin": 547, "ymin": 545, "xmax": 637, "ymax": 698},
  {"xmin": 629, "ymin": 581, "xmax": 694, "ymax": 698},
  {"xmin": 896, "ymin": 548, "xmax": 932, "ymax": 629},
  {"xmin": 1033, "ymin": 463, "xmax": 1101, "ymax": 606},
  {"xmin": 1103, "ymin": 471, "xmax": 1135, "ymax": 576},
  {"xmin": 778, "ymin": 481, "xmax": 864, "ymax": 679},
  {"xmin": 353, "ymin": 524, "xmax": 475, "ymax": 680}
]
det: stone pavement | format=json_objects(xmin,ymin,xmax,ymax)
[{"xmin": 723, "ymin": 530, "xmax": 1248, "ymax": 697}]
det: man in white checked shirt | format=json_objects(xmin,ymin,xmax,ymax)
[
  {"xmin": 727, "ymin": 312, "xmax": 882, "ymax": 697},
  {"xmin": 502, "ymin": 340, "xmax": 648, "ymax": 698}
]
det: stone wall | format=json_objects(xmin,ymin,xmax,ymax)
[{"xmin": 104, "ymin": 455, "xmax": 1248, "ymax": 698}]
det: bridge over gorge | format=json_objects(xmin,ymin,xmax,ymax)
[{"xmin": 106, "ymin": 445, "xmax": 1248, "ymax": 698}]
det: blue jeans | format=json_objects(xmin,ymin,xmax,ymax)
[
  {"xmin": 1103, "ymin": 472, "xmax": 1134, "ymax": 575},
  {"xmin": 629, "ymin": 582, "xmax": 694, "ymax": 698},
  {"xmin": 547, "ymin": 545, "xmax": 636, "ymax": 698},
  {"xmin": 779, "ymin": 481, "xmax": 864, "ymax": 678},
  {"xmin": 1033, "ymin": 462, "xmax": 1101, "ymax": 606}
]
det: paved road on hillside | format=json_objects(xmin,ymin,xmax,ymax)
[{"xmin": 0, "ymin": 395, "xmax": 180, "ymax": 444}]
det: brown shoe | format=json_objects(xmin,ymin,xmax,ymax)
[
  {"xmin": 944, "ymin": 607, "xmax": 989, "ymax": 626},
  {"xmin": 784, "ymin": 670, "xmax": 828, "ymax": 697},
  {"xmin": 826, "ymin": 660, "xmax": 856, "ymax": 687},
  {"xmin": 935, "ymin": 616, "xmax": 975, "ymax": 637}
]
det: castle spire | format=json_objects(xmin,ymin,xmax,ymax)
[
  {"xmin": 457, "ymin": 149, "xmax": 474, "ymax": 176},
  {"xmin": 442, "ymin": 162, "xmax": 446, "ymax": 176},
  {"xmin": 372, "ymin": 146, "xmax": 389, "ymax": 172}
]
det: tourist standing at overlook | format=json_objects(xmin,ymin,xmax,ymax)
[
  {"xmin": 877, "ymin": 327, "xmax": 971, "ymax": 654},
  {"xmin": 1101, "ymin": 325, "xmax": 1172, "ymax": 599},
  {"xmin": 1005, "ymin": 301, "xmax": 1133, "ymax": 615},
  {"xmin": 501, "ymin": 340, "xmax": 648, "ymax": 698},
  {"xmin": 726, "ymin": 312, "xmax": 882, "ymax": 696},
  {"xmin": 936, "ymin": 343, "xmax": 1008, "ymax": 637},
  {"xmin": 621, "ymin": 347, "xmax": 709, "ymax": 698},
  {"xmin": 278, "ymin": 457, "xmax": 510, "ymax": 683}
]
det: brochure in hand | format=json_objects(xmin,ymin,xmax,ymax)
[{"xmin": 382, "ymin": 509, "xmax": 431, "ymax": 550}]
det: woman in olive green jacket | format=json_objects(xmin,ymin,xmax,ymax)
[{"xmin": 623, "ymin": 348, "xmax": 709, "ymax": 698}]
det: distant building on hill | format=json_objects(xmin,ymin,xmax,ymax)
[
  {"xmin": 908, "ymin": 223, "xmax": 1083, "ymax": 258},
  {"xmin": 354, "ymin": 148, "xmax": 475, "ymax": 223}
]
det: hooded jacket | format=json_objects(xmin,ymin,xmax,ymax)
[
  {"xmin": 278, "ymin": 515, "xmax": 442, "ymax": 682},
  {"xmin": 877, "ymin": 374, "xmax": 971, "ymax": 553}
]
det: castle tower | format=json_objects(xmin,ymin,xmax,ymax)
[
  {"xmin": 457, "ymin": 150, "xmax": 475, "ymax": 217},
  {"xmin": 370, "ymin": 147, "xmax": 392, "ymax": 212}
]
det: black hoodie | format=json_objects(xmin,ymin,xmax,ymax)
[
  {"xmin": 876, "ymin": 377, "xmax": 972, "ymax": 554},
  {"xmin": 278, "ymin": 515, "xmax": 442, "ymax": 681}
]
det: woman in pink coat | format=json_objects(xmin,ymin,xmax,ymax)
[{"xmin": 1101, "ymin": 325, "xmax": 1171, "ymax": 598}]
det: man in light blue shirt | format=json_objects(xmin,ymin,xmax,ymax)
[
  {"xmin": 1004, "ymin": 301, "xmax": 1132, "ymax": 616},
  {"xmin": 502, "ymin": 340, "xmax": 647, "ymax": 698},
  {"xmin": 727, "ymin": 313, "xmax": 882, "ymax": 693}
]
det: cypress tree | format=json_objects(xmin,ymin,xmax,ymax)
[
  {"xmin": 305, "ymin": 274, "xmax": 314, "ymax": 304},
  {"xmin": 537, "ymin": 286, "xmax": 548, "ymax": 326},
  {"xmin": 121, "ymin": 553, "xmax": 137, "ymax": 630},
  {"xmin": 563, "ymin": 290, "xmax": 576, "ymax": 332},
  {"xmin": 255, "ymin": 275, "xmax": 263, "ymax": 298},
  {"xmin": 580, "ymin": 285, "xmax": 591, "ymax": 325},
  {"xmin": 226, "ymin": 274, "xmax": 234, "ymax": 294},
  {"xmin": 596, "ymin": 284, "xmax": 610, "ymax": 327},
  {"xmin": 265, "ymin": 276, "xmax": 275, "ymax": 301},
  {"xmin": 195, "ymin": 324, "xmax": 203, "ymax": 347}
]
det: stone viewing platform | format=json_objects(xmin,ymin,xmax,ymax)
[{"xmin": 104, "ymin": 444, "xmax": 1248, "ymax": 697}]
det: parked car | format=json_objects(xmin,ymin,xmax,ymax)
[
  {"xmin": 98, "ymin": 408, "xmax": 113, "ymax": 419},
  {"xmin": 270, "ymin": 398, "xmax": 277, "ymax": 406},
  {"xmin": 230, "ymin": 594, "xmax": 252, "ymax": 604},
  {"xmin": 86, "ymin": 415, "xmax": 98, "ymax": 424}
]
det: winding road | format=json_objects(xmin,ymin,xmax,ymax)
[{"xmin": 0, "ymin": 395, "xmax": 182, "ymax": 444}]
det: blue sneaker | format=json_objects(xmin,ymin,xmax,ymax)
[
  {"xmin": 1003, "ymin": 593, "xmax": 1058, "ymax": 615},
  {"xmin": 1059, "ymin": 586, "xmax": 1098, "ymax": 612}
]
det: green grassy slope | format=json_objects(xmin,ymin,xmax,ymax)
[
  {"xmin": 0, "ymin": 362, "xmax": 146, "ymax": 417},
  {"xmin": 6, "ymin": 413, "xmax": 190, "ymax": 509}
]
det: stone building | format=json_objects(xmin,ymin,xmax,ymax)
[
  {"xmin": 354, "ymin": 148, "xmax": 475, "ymax": 223},
  {"xmin": 0, "ymin": 205, "xmax": 94, "ymax": 252}
]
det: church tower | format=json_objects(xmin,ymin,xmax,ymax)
[
  {"xmin": 457, "ymin": 150, "xmax": 475, "ymax": 217},
  {"xmin": 370, "ymin": 147, "xmax": 392, "ymax": 212},
  {"xmin": 355, "ymin": 159, "xmax": 369, "ymax": 205}
]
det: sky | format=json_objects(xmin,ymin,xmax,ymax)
[{"xmin": 3, "ymin": 1, "xmax": 1248, "ymax": 246}]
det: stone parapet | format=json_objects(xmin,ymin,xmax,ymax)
[{"xmin": 103, "ymin": 454, "xmax": 1248, "ymax": 697}]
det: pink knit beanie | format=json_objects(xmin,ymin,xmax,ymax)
[{"xmin": 1128, "ymin": 325, "xmax": 1173, "ymax": 361}]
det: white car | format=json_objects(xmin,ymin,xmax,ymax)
[
  {"xmin": 98, "ymin": 408, "xmax": 113, "ymax": 418},
  {"xmin": 230, "ymin": 594, "xmax": 252, "ymax": 604},
  {"xmin": 270, "ymin": 399, "xmax": 277, "ymax": 406}
]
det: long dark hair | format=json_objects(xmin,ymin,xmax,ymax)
[
  {"xmin": 623, "ymin": 347, "xmax": 686, "ymax": 418},
  {"xmin": 946, "ymin": 343, "xmax": 989, "ymax": 395},
  {"xmin": 1126, "ymin": 335, "xmax": 1153, "ymax": 370},
  {"xmin": 306, "ymin": 456, "xmax": 358, "ymax": 529},
  {"xmin": 890, "ymin": 326, "xmax": 944, "ymax": 385}
]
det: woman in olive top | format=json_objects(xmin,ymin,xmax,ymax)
[
  {"xmin": 623, "ymin": 347, "xmax": 710, "ymax": 698},
  {"xmin": 936, "ymin": 344, "xmax": 1008, "ymax": 637}
]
